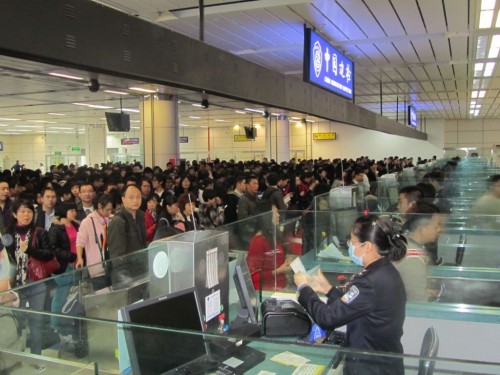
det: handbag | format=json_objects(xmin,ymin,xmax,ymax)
[{"xmin": 28, "ymin": 256, "xmax": 60, "ymax": 281}]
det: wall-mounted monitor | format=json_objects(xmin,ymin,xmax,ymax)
[
  {"xmin": 408, "ymin": 105, "xmax": 417, "ymax": 128},
  {"xmin": 244, "ymin": 126, "xmax": 256, "ymax": 139},
  {"xmin": 303, "ymin": 27, "xmax": 354, "ymax": 101},
  {"xmin": 105, "ymin": 112, "xmax": 130, "ymax": 132}
]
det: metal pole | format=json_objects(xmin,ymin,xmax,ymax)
[
  {"xmin": 396, "ymin": 97, "xmax": 399, "ymax": 122},
  {"xmin": 199, "ymin": 0, "xmax": 204, "ymax": 42},
  {"xmin": 380, "ymin": 81, "xmax": 383, "ymax": 115}
]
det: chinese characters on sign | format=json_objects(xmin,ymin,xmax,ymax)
[{"xmin": 304, "ymin": 28, "xmax": 354, "ymax": 101}]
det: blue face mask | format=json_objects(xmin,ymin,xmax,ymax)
[{"xmin": 348, "ymin": 244, "xmax": 365, "ymax": 266}]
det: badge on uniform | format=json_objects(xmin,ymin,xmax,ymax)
[{"xmin": 341, "ymin": 286, "xmax": 359, "ymax": 304}]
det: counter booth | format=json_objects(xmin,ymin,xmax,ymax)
[{"xmin": 2, "ymin": 204, "xmax": 500, "ymax": 374}]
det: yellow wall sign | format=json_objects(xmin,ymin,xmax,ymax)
[
  {"xmin": 313, "ymin": 132, "xmax": 336, "ymax": 140},
  {"xmin": 234, "ymin": 135, "xmax": 252, "ymax": 142}
]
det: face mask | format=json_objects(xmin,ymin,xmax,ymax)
[{"xmin": 349, "ymin": 244, "xmax": 365, "ymax": 266}]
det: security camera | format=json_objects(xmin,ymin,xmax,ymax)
[
  {"xmin": 201, "ymin": 99, "xmax": 209, "ymax": 109},
  {"xmin": 263, "ymin": 110, "xmax": 270, "ymax": 118},
  {"xmin": 88, "ymin": 78, "xmax": 100, "ymax": 93}
]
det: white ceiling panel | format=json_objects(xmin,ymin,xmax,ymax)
[
  {"xmin": 392, "ymin": 41, "xmax": 421, "ymax": 64},
  {"xmin": 391, "ymin": 0, "xmax": 426, "ymax": 35},
  {"xmin": 418, "ymin": 0, "xmax": 447, "ymax": 34}
]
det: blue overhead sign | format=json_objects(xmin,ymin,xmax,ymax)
[
  {"xmin": 304, "ymin": 28, "xmax": 354, "ymax": 101},
  {"xmin": 408, "ymin": 105, "xmax": 417, "ymax": 128}
]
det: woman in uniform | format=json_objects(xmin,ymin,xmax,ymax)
[{"xmin": 294, "ymin": 214, "xmax": 407, "ymax": 375}]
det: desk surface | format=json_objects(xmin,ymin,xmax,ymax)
[{"xmin": 245, "ymin": 339, "xmax": 335, "ymax": 375}]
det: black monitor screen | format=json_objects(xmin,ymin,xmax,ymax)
[
  {"xmin": 244, "ymin": 126, "xmax": 255, "ymax": 139},
  {"xmin": 233, "ymin": 254, "xmax": 258, "ymax": 325},
  {"xmin": 105, "ymin": 112, "xmax": 130, "ymax": 132},
  {"xmin": 121, "ymin": 288, "xmax": 207, "ymax": 375}
]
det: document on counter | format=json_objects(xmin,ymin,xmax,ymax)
[
  {"xmin": 291, "ymin": 363, "xmax": 325, "ymax": 375},
  {"xmin": 270, "ymin": 351, "xmax": 310, "ymax": 367}
]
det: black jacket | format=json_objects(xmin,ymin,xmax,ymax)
[
  {"xmin": 107, "ymin": 208, "xmax": 147, "ymax": 285},
  {"xmin": 48, "ymin": 222, "xmax": 78, "ymax": 274},
  {"xmin": 298, "ymin": 257, "xmax": 406, "ymax": 375}
]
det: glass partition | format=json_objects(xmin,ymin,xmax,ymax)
[{"xmin": 1, "ymin": 303, "xmax": 500, "ymax": 374}]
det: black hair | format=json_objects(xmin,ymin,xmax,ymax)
[
  {"xmin": 10, "ymin": 199, "xmax": 36, "ymax": 232},
  {"xmin": 398, "ymin": 185, "xmax": 423, "ymax": 204},
  {"xmin": 351, "ymin": 214, "xmax": 407, "ymax": 261},
  {"xmin": 266, "ymin": 172, "xmax": 279, "ymax": 186},
  {"xmin": 404, "ymin": 202, "xmax": 440, "ymax": 233},
  {"xmin": 202, "ymin": 189, "xmax": 218, "ymax": 201},
  {"xmin": 93, "ymin": 193, "xmax": 116, "ymax": 210},
  {"xmin": 489, "ymin": 174, "xmax": 500, "ymax": 186},
  {"xmin": 55, "ymin": 202, "xmax": 77, "ymax": 218}
]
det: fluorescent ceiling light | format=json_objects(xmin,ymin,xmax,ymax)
[
  {"xmin": 0, "ymin": 118, "xmax": 19, "ymax": 121},
  {"xmin": 471, "ymin": 101, "xmax": 476, "ymax": 105},
  {"xmin": 244, "ymin": 108, "xmax": 264, "ymax": 114},
  {"xmin": 474, "ymin": 109, "xmax": 480, "ymax": 115},
  {"xmin": 49, "ymin": 127, "xmax": 73, "ymax": 130},
  {"xmin": 122, "ymin": 108, "xmax": 140, "ymax": 113},
  {"xmin": 496, "ymin": 13, "xmax": 500, "ymax": 27},
  {"xmin": 481, "ymin": 0, "xmax": 496, "ymax": 10},
  {"xmin": 474, "ymin": 62, "xmax": 484, "ymax": 77},
  {"xmin": 0, "ymin": 124, "xmax": 8, "ymax": 127},
  {"xmin": 47, "ymin": 112, "xmax": 66, "ymax": 116},
  {"xmin": 290, "ymin": 117, "xmax": 301, "ymax": 120},
  {"xmin": 489, "ymin": 35, "xmax": 500, "ymax": 57},
  {"xmin": 189, "ymin": 116, "xmax": 201, "ymax": 119},
  {"xmin": 271, "ymin": 113, "xmax": 280, "ymax": 116},
  {"xmin": 470, "ymin": 110, "xmax": 475, "ymax": 114},
  {"xmin": 484, "ymin": 62, "xmax": 495, "ymax": 76},
  {"xmin": 129, "ymin": 87, "xmax": 156, "ymax": 93},
  {"xmin": 214, "ymin": 119, "xmax": 226, "ymax": 122},
  {"xmin": 88, "ymin": 104, "xmax": 114, "ymax": 109},
  {"xmin": 254, "ymin": 124, "xmax": 261, "ymax": 128},
  {"xmin": 104, "ymin": 90, "xmax": 129, "ymax": 95},
  {"xmin": 476, "ymin": 35, "xmax": 488, "ymax": 59},
  {"xmin": 179, "ymin": 124, "xmax": 189, "ymax": 127},
  {"xmin": 233, "ymin": 125, "xmax": 240, "ymax": 129},
  {"xmin": 49, "ymin": 72, "xmax": 84, "ymax": 80},
  {"xmin": 15, "ymin": 125, "xmax": 43, "ymax": 128},
  {"xmin": 130, "ymin": 120, "xmax": 140, "ymax": 123},
  {"xmin": 479, "ymin": 90, "xmax": 486, "ymax": 98},
  {"xmin": 479, "ymin": 10, "xmax": 494, "ymax": 28},
  {"xmin": 295, "ymin": 122, "xmax": 303, "ymax": 127},
  {"xmin": 6, "ymin": 129, "xmax": 29, "ymax": 132},
  {"xmin": 200, "ymin": 126, "xmax": 208, "ymax": 128},
  {"xmin": 481, "ymin": 78, "xmax": 490, "ymax": 88},
  {"xmin": 306, "ymin": 119, "xmax": 315, "ymax": 123},
  {"xmin": 192, "ymin": 103, "xmax": 203, "ymax": 107},
  {"xmin": 471, "ymin": 91, "xmax": 478, "ymax": 98},
  {"xmin": 29, "ymin": 120, "xmax": 58, "ymax": 124},
  {"xmin": 131, "ymin": 126, "xmax": 140, "ymax": 129},
  {"xmin": 473, "ymin": 79, "xmax": 481, "ymax": 89},
  {"xmin": 235, "ymin": 110, "xmax": 246, "ymax": 114}
]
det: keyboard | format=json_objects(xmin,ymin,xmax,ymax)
[{"xmin": 325, "ymin": 330, "xmax": 347, "ymax": 346}]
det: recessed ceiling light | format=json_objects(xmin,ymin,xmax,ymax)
[
  {"xmin": 47, "ymin": 113, "xmax": 66, "ymax": 116},
  {"xmin": 479, "ymin": 10, "xmax": 494, "ymax": 28},
  {"xmin": 129, "ymin": 87, "xmax": 156, "ymax": 93},
  {"xmin": 104, "ymin": 90, "xmax": 129, "ymax": 95},
  {"xmin": 0, "ymin": 118, "xmax": 20, "ymax": 121},
  {"xmin": 479, "ymin": 90, "xmax": 486, "ymax": 98},
  {"xmin": 49, "ymin": 72, "xmax": 84, "ymax": 80}
]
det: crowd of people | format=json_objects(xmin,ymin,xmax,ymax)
[{"xmin": 0, "ymin": 154, "xmax": 462, "ymax": 362}]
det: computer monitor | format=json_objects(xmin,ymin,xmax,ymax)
[
  {"xmin": 244, "ymin": 126, "xmax": 256, "ymax": 139},
  {"xmin": 120, "ymin": 288, "xmax": 207, "ymax": 375},
  {"xmin": 232, "ymin": 254, "xmax": 258, "ymax": 326}
]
